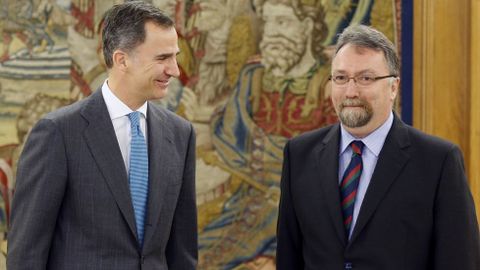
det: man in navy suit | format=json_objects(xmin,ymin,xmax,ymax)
[
  {"xmin": 7, "ymin": 2, "xmax": 197, "ymax": 269},
  {"xmin": 276, "ymin": 24, "xmax": 480, "ymax": 269}
]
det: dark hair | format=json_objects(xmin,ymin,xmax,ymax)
[
  {"xmin": 102, "ymin": 1, "xmax": 174, "ymax": 68},
  {"xmin": 334, "ymin": 24, "xmax": 400, "ymax": 76}
]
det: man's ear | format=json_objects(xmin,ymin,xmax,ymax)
[
  {"xmin": 303, "ymin": 17, "xmax": 314, "ymax": 34},
  {"xmin": 112, "ymin": 49, "xmax": 128, "ymax": 71},
  {"xmin": 390, "ymin": 77, "xmax": 400, "ymax": 101}
]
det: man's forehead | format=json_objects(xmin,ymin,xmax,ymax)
[
  {"xmin": 332, "ymin": 44, "xmax": 389, "ymax": 71},
  {"xmin": 262, "ymin": 1, "xmax": 297, "ymax": 18},
  {"xmin": 334, "ymin": 45, "xmax": 385, "ymax": 61}
]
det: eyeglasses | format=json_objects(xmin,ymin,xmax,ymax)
[{"xmin": 329, "ymin": 74, "xmax": 397, "ymax": 86}]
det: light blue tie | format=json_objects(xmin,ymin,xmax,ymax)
[{"xmin": 128, "ymin": 111, "xmax": 149, "ymax": 246}]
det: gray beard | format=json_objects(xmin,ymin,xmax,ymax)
[{"xmin": 338, "ymin": 99, "xmax": 373, "ymax": 128}]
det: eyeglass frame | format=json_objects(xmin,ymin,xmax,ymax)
[{"xmin": 329, "ymin": 74, "xmax": 398, "ymax": 86}]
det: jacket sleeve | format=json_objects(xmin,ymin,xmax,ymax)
[
  {"xmin": 433, "ymin": 145, "xmax": 480, "ymax": 269},
  {"xmin": 7, "ymin": 118, "xmax": 68, "ymax": 270},
  {"xmin": 276, "ymin": 141, "xmax": 304, "ymax": 269},
  {"xmin": 166, "ymin": 123, "xmax": 198, "ymax": 269}
]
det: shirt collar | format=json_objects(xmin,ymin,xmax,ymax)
[
  {"xmin": 340, "ymin": 111, "xmax": 394, "ymax": 157},
  {"xmin": 101, "ymin": 80, "xmax": 148, "ymax": 120}
]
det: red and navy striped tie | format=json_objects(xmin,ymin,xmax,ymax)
[{"xmin": 340, "ymin": 140, "xmax": 364, "ymax": 236}]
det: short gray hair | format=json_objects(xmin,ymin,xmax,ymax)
[
  {"xmin": 334, "ymin": 25, "xmax": 400, "ymax": 76},
  {"xmin": 102, "ymin": 1, "xmax": 174, "ymax": 68}
]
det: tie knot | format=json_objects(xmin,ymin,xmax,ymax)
[
  {"xmin": 128, "ymin": 111, "xmax": 141, "ymax": 128},
  {"xmin": 351, "ymin": 140, "xmax": 364, "ymax": 155}
]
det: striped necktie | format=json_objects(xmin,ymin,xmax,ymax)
[
  {"xmin": 340, "ymin": 140, "xmax": 364, "ymax": 236},
  {"xmin": 128, "ymin": 111, "xmax": 149, "ymax": 246}
]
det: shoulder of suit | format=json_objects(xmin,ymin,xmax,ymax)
[
  {"xmin": 42, "ymin": 96, "xmax": 89, "ymax": 123},
  {"xmin": 148, "ymin": 103, "xmax": 192, "ymax": 130},
  {"xmin": 289, "ymin": 123, "xmax": 338, "ymax": 147},
  {"xmin": 401, "ymin": 123, "xmax": 459, "ymax": 154}
]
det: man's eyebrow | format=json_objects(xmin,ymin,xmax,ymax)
[
  {"xmin": 154, "ymin": 51, "xmax": 181, "ymax": 59},
  {"xmin": 332, "ymin": 69, "xmax": 377, "ymax": 75},
  {"xmin": 354, "ymin": 69, "xmax": 377, "ymax": 75}
]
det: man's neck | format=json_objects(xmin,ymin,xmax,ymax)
[
  {"xmin": 342, "ymin": 111, "xmax": 393, "ymax": 139},
  {"xmin": 107, "ymin": 74, "xmax": 144, "ymax": 111}
]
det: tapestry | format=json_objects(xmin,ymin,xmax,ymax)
[{"xmin": 0, "ymin": 0, "xmax": 402, "ymax": 268}]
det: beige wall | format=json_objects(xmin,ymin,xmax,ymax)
[
  {"xmin": 470, "ymin": 0, "xmax": 480, "ymax": 221},
  {"xmin": 414, "ymin": 0, "xmax": 480, "ymax": 220}
]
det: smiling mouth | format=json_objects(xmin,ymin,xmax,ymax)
[{"xmin": 154, "ymin": 79, "xmax": 169, "ymax": 87}]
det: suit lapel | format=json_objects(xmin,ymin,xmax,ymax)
[
  {"xmin": 349, "ymin": 116, "xmax": 411, "ymax": 244},
  {"xmin": 142, "ymin": 104, "xmax": 175, "ymax": 248},
  {"xmin": 315, "ymin": 124, "xmax": 347, "ymax": 244},
  {"xmin": 80, "ymin": 90, "xmax": 138, "ymax": 238}
]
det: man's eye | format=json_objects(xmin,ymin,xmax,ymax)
[
  {"xmin": 277, "ymin": 17, "xmax": 291, "ymax": 25},
  {"xmin": 358, "ymin": 76, "xmax": 375, "ymax": 82},
  {"xmin": 334, "ymin": 75, "xmax": 347, "ymax": 81}
]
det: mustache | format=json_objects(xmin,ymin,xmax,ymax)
[
  {"xmin": 260, "ymin": 36, "xmax": 306, "ymax": 57},
  {"xmin": 260, "ymin": 34, "xmax": 299, "ymax": 48},
  {"xmin": 340, "ymin": 99, "xmax": 367, "ymax": 108}
]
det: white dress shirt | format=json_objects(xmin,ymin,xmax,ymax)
[
  {"xmin": 338, "ymin": 112, "xmax": 394, "ymax": 237},
  {"xmin": 101, "ymin": 80, "xmax": 148, "ymax": 173}
]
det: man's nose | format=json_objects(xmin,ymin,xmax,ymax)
[
  {"xmin": 344, "ymin": 79, "xmax": 360, "ymax": 97},
  {"xmin": 166, "ymin": 58, "xmax": 180, "ymax": 77},
  {"xmin": 264, "ymin": 21, "xmax": 279, "ymax": 35}
]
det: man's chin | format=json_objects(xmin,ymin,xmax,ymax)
[
  {"xmin": 339, "ymin": 109, "xmax": 372, "ymax": 128},
  {"xmin": 149, "ymin": 88, "xmax": 168, "ymax": 101}
]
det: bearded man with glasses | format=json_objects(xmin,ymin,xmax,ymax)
[{"xmin": 276, "ymin": 24, "xmax": 480, "ymax": 270}]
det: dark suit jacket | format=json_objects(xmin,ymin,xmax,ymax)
[
  {"xmin": 7, "ymin": 89, "xmax": 197, "ymax": 269},
  {"xmin": 276, "ymin": 114, "xmax": 480, "ymax": 270}
]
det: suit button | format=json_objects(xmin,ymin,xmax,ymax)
[{"xmin": 344, "ymin": 262, "xmax": 353, "ymax": 269}]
